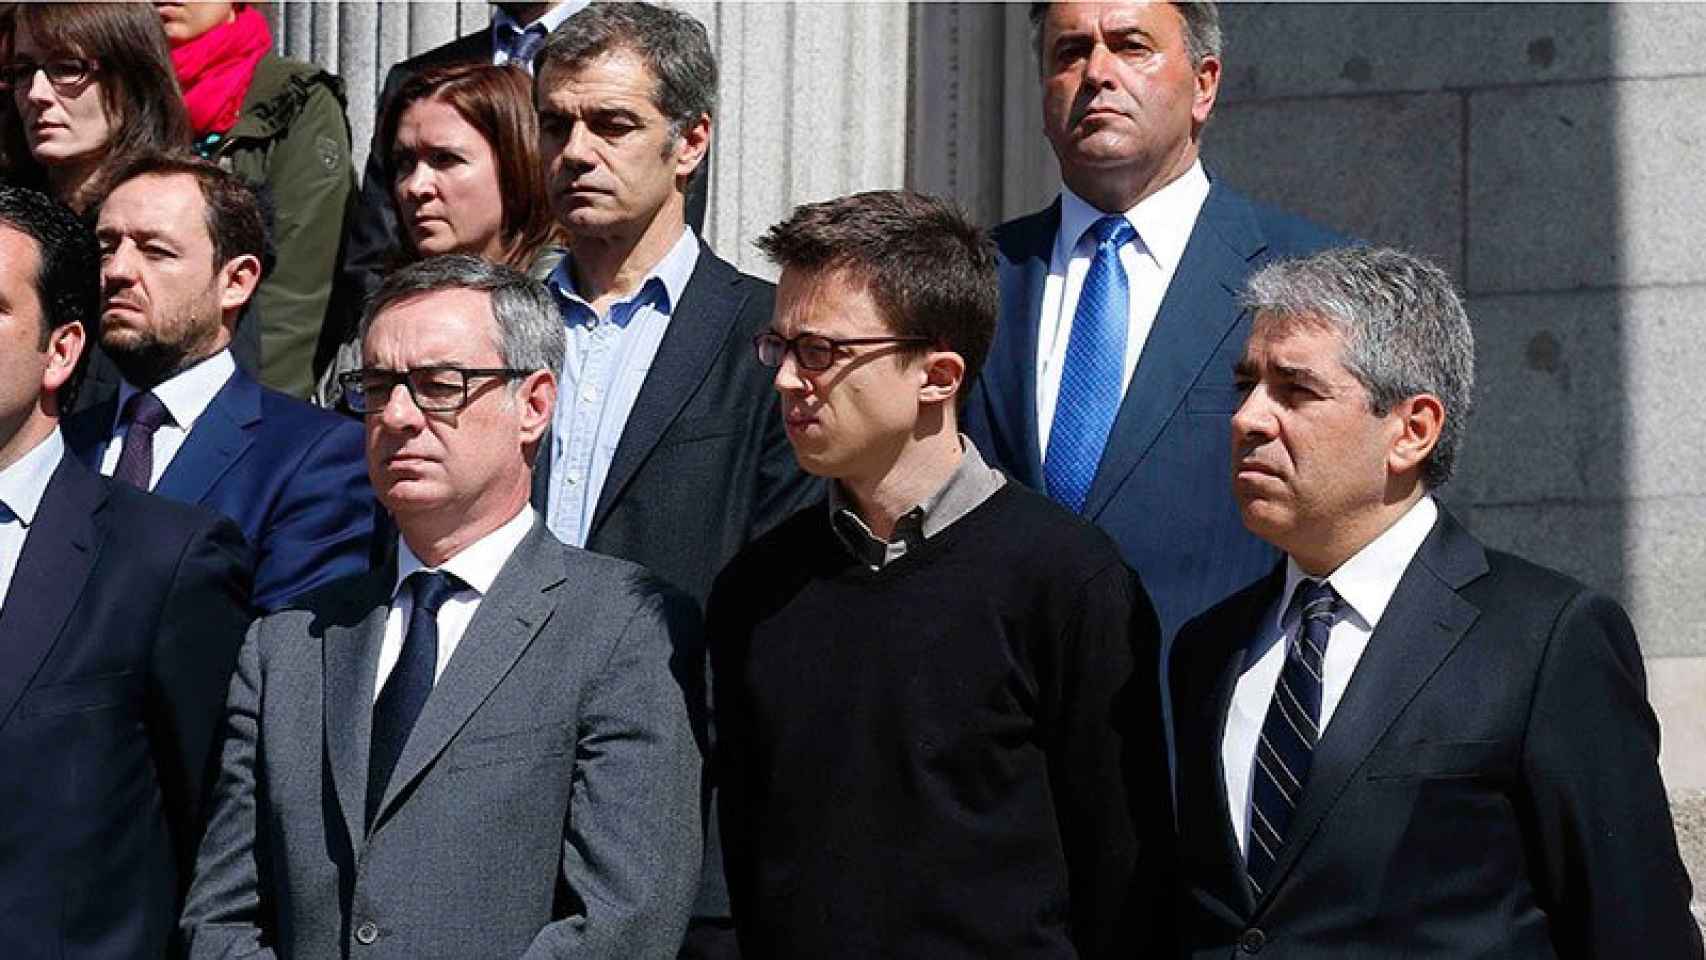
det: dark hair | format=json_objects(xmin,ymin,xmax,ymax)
[
  {"xmin": 1, "ymin": 3, "xmax": 193, "ymax": 211},
  {"xmin": 757, "ymin": 190, "xmax": 998, "ymax": 387},
  {"xmin": 1028, "ymin": 2, "xmax": 1222, "ymax": 67},
  {"xmin": 379, "ymin": 62, "xmax": 562, "ymax": 270},
  {"xmin": 101, "ymin": 152, "xmax": 274, "ymax": 280},
  {"xmin": 0, "ymin": 182, "xmax": 101, "ymax": 346},
  {"xmin": 538, "ymin": 2, "xmax": 718, "ymax": 139}
]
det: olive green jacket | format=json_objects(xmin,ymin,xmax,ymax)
[{"xmin": 208, "ymin": 54, "xmax": 355, "ymax": 399}]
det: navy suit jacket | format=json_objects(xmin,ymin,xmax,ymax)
[
  {"xmin": 65, "ymin": 367, "xmax": 377, "ymax": 612},
  {"xmin": 1169, "ymin": 508, "xmax": 1701, "ymax": 958},
  {"xmin": 0, "ymin": 451, "xmax": 253, "ymax": 960},
  {"xmin": 964, "ymin": 181, "xmax": 1340, "ymax": 642}
]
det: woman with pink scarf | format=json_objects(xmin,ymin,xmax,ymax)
[{"xmin": 158, "ymin": 2, "xmax": 355, "ymax": 400}]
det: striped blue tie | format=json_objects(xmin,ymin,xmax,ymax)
[
  {"xmin": 1045, "ymin": 215, "xmax": 1135, "ymax": 513},
  {"xmin": 1247, "ymin": 579, "xmax": 1339, "ymax": 897}
]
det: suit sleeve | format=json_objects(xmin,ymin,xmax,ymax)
[
  {"xmin": 1045, "ymin": 561, "xmax": 1176, "ymax": 959},
  {"xmin": 179, "ymin": 620, "xmax": 280, "ymax": 960},
  {"xmin": 520, "ymin": 580, "xmax": 704, "ymax": 960},
  {"xmin": 705, "ymin": 564, "xmax": 757, "ymax": 950},
  {"xmin": 249, "ymin": 418, "xmax": 376, "ymax": 612},
  {"xmin": 147, "ymin": 513, "xmax": 255, "ymax": 898},
  {"xmin": 1519, "ymin": 590, "xmax": 1703, "ymax": 959}
]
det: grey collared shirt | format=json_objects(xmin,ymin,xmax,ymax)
[{"xmin": 829, "ymin": 436, "xmax": 1006, "ymax": 569}]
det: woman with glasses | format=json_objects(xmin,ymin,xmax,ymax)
[
  {"xmin": 0, "ymin": 3, "xmax": 190, "ymax": 213},
  {"xmin": 154, "ymin": 1, "xmax": 355, "ymax": 400}
]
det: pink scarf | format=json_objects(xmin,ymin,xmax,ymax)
[{"xmin": 171, "ymin": 5, "xmax": 272, "ymax": 137}]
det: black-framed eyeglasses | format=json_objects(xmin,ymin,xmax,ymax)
[
  {"xmin": 0, "ymin": 58, "xmax": 100, "ymax": 92},
  {"xmin": 336, "ymin": 366, "xmax": 531, "ymax": 414},
  {"xmin": 752, "ymin": 331, "xmax": 934, "ymax": 372}
]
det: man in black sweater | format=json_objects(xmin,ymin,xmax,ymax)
[{"xmin": 707, "ymin": 190, "xmax": 1174, "ymax": 959}]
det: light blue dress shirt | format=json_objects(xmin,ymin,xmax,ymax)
[
  {"xmin": 0, "ymin": 429, "xmax": 64, "ymax": 611},
  {"xmin": 544, "ymin": 229, "xmax": 699, "ymax": 546}
]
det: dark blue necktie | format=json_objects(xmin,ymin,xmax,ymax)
[
  {"xmin": 367, "ymin": 570, "xmax": 460, "ymax": 827},
  {"xmin": 1045, "ymin": 215, "xmax": 1135, "ymax": 513},
  {"xmin": 1247, "ymin": 579, "xmax": 1339, "ymax": 897},
  {"xmin": 506, "ymin": 23, "xmax": 548, "ymax": 72},
  {"xmin": 111, "ymin": 390, "xmax": 172, "ymax": 490}
]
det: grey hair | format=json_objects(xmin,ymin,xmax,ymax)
[
  {"xmin": 1028, "ymin": 2, "xmax": 1222, "ymax": 68},
  {"xmin": 361, "ymin": 254, "xmax": 565, "ymax": 379},
  {"xmin": 1241, "ymin": 246, "xmax": 1476, "ymax": 489},
  {"xmin": 537, "ymin": 2, "xmax": 718, "ymax": 140}
]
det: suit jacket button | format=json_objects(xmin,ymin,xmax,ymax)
[
  {"xmin": 1239, "ymin": 928, "xmax": 1267, "ymax": 953},
  {"xmin": 355, "ymin": 921, "xmax": 379, "ymax": 945}
]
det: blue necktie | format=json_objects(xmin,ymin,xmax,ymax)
[
  {"xmin": 111, "ymin": 390, "xmax": 172, "ymax": 490},
  {"xmin": 505, "ymin": 23, "xmax": 548, "ymax": 72},
  {"xmin": 367, "ymin": 570, "xmax": 461, "ymax": 827},
  {"xmin": 1247, "ymin": 579, "xmax": 1340, "ymax": 897},
  {"xmin": 1045, "ymin": 215, "xmax": 1135, "ymax": 513}
]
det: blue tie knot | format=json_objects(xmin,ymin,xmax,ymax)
[
  {"xmin": 411, "ymin": 570, "xmax": 461, "ymax": 618},
  {"xmin": 1089, "ymin": 215, "xmax": 1135, "ymax": 249},
  {"xmin": 1294, "ymin": 579, "xmax": 1339, "ymax": 625}
]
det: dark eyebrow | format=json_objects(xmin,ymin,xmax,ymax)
[{"xmin": 1272, "ymin": 361, "xmax": 1335, "ymax": 392}]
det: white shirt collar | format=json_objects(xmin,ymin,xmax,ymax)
[
  {"xmin": 393, "ymin": 505, "xmax": 537, "ymax": 602},
  {"xmin": 1056, "ymin": 159, "xmax": 1210, "ymax": 274},
  {"xmin": 1277, "ymin": 494, "xmax": 1440, "ymax": 634},
  {"xmin": 492, "ymin": 1, "xmax": 585, "ymax": 45},
  {"xmin": 115, "ymin": 349, "xmax": 235, "ymax": 435},
  {"xmin": 0, "ymin": 428, "xmax": 64, "ymax": 526}
]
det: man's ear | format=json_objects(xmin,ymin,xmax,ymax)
[
  {"xmin": 918, "ymin": 349, "xmax": 966, "ymax": 407},
  {"xmin": 217, "ymin": 254, "xmax": 263, "ymax": 316},
  {"xmin": 514, "ymin": 368, "xmax": 557, "ymax": 447},
  {"xmin": 40, "ymin": 321, "xmax": 85, "ymax": 396},
  {"xmin": 1387, "ymin": 392, "xmax": 1444, "ymax": 477},
  {"xmin": 1191, "ymin": 54, "xmax": 1221, "ymax": 128},
  {"xmin": 672, "ymin": 113, "xmax": 711, "ymax": 182}
]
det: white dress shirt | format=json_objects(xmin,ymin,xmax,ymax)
[
  {"xmin": 1036, "ymin": 161, "xmax": 1210, "ymax": 458},
  {"xmin": 0, "ymin": 428, "xmax": 64, "ymax": 611},
  {"xmin": 1023, "ymin": 159, "xmax": 1214, "ymax": 456},
  {"xmin": 1221, "ymin": 495, "xmax": 1440, "ymax": 857},
  {"xmin": 490, "ymin": 1, "xmax": 586, "ymax": 71},
  {"xmin": 98, "ymin": 349, "xmax": 236, "ymax": 490},
  {"xmin": 374, "ymin": 506, "xmax": 537, "ymax": 701}
]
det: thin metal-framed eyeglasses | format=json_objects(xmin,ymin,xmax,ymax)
[
  {"xmin": 0, "ymin": 58, "xmax": 101, "ymax": 92},
  {"xmin": 752, "ymin": 331, "xmax": 934, "ymax": 371},
  {"xmin": 336, "ymin": 366, "xmax": 531, "ymax": 415}
]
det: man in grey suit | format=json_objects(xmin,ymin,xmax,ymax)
[{"xmin": 181, "ymin": 256, "xmax": 703, "ymax": 959}]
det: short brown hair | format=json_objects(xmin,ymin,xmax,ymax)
[
  {"xmin": 757, "ymin": 190, "xmax": 998, "ymax": 387},
  {"xmin": 100, "ymin": 153, "xmax": 273, "ymax": 280},
  {"xmin": 0, "ymin": 3, "xmax": 192, "ymax": 210},
  {"xmin": 378, "ymin": 62, "xmax": 562, "ymax": 271}
]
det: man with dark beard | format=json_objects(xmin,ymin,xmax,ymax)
[{"xmin": 65, "ymin": 154, "xmax": 376, "ymax": 611}]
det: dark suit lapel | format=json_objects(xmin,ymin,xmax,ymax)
[
  {"xmin": 1083, "ymin": 183, "xmax": 1264, "ymax": 519},
  {"xmin": 156, "ymin": 371, "xmax": 258, "ymax": 505},
  {"xmin": 0, "ymin": 457, "xmax": 102, "ymax": 730},
  {"xmin": 587, "ymin": 246, "xmax": 739, "ymax": 539},
  {"xmin": 1256, "ymin": 511, "xmax": 1489, "ymax": 904},
  {"xmin": 323, "ymin": 568, "xmax": 393, "ymax": 850},
  {"xmin": 984, "ymin": 204, "xmax": 1056, "ymax": 488},
  {"xmin": 372, "ymin": 524, "xmax": 567, "ymax": 826}
]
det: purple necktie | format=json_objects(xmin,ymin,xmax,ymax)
[{"xmin": 111, "ymin": 391, "xmax": 172, "ymax": 490}]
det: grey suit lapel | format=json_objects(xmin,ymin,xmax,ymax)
[
  {"xmin": 323, "ymin": 569, "xmax": 394, "ymax": 850},
  {"xmin": 371, "ymin": 524, "xmax": 567, "ymax": 828},
  {"xmin": 1255, "ymin": 511, "xmax": 1489, "ymax": 906}
]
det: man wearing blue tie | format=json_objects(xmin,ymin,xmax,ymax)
[{"xmin": 963, "ymin": 1, "xmax": 1341, "ymax": 642}]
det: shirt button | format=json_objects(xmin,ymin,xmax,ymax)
[
  {"xmin": 581, "ymin": 386, "xmax": 599, "ymax": 401},
  {"xmin": 1238, "ymin": 927, "xmax": 1266, "ymax": 953},
  {"xmin": 355, "ymin": 920, "xmax": 379, "ymax": 945},
  {"xmin": 566, "ymin": 471, "xmax": 582, "ymax": 486}
]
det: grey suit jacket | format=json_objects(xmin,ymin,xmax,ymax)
[{"xmin": 181, "ymin": 519, "xmax": 703, "ymax": 959}]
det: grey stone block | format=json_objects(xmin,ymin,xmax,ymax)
[
  {"xmin": 1452, "ymin": 496, "xmax": 1706, "ymax": 657},
  {"xmin": 1468, "ymin": 76, "xmax": 1706, "ymax": 292},
  {"xmin": 1219, "ymin": 3, "xmax": 1706, "ymax": 102},
  {"xmin": 1651, "ymin": 658, "xmax": 1706, "ymax": 791},
  {"xmin": 1670, "ymin": 789, "xmax": 1706, "ymax": 932},
  {"xmin": 1208, "ymin": 93, "xmax": 1461, "ymax": 272}
]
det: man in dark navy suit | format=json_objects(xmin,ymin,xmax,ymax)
[
  {"xmin": 0, "ymin": 183, "xmax": 253, "ymax": 959},
  {"xmin": 1171, "ymin": 246, "xmax": 1700, "ymax": 957},
  {"xmin": 67, "ymin": 154, "xmax": 375, "ymax": 612},
  {"xmin": 964, "ymin": 1, "xmax": 1339, "ymax": 642}
]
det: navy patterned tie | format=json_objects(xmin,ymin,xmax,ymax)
[
  {"xmin": 507, "ymin": 23, "xmax": 548, "ymax": 73},
  {"xmin": 111, "ymin": 391, "xmax": 172, "ymax": 490},
  {"xmin": 1247, "ymin": 579, "xmax": 1339, "ymax": 897},
  {"xmin": 367, "ymin": 570, "xmax": 461, "ymax": 827},
  {"xmin": 1045, "ymin": 215, "xmax": 1135, "ymax": 513}
]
